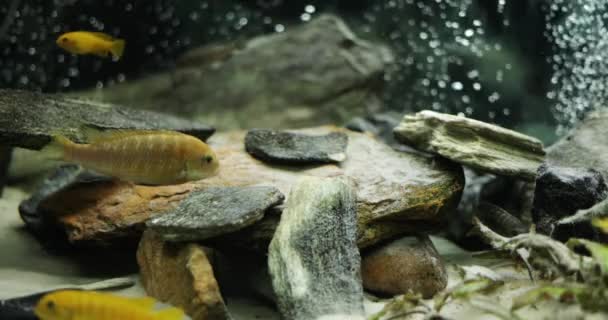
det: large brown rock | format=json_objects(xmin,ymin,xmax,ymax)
[
  {"xmin": 361, "ymin": 235, "xmax": 447, "ymax": 298},
  {"xmin": 136, "ymin": 230, "xmax": 230, "ymax": 320},
  {"xmin": 37, "ymin": 127, "xmax": 464, "ymax": 248}
]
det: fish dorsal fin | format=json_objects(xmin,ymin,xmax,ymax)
[
  {"xmin": 126, "ymin": 296, "xmax": 156, "ymax": 309},
  {"xmin": 90, "ymin": 32, "xmax": 115, "ymax": 41},
  {"xmin": 81, "ymin": 127, "xmax": 187, "ymax": 144},
  {"xmin": 155, "ymin": 307, "xmax": 185, "ymax": 320}
]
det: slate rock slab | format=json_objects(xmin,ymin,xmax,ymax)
[
  {"xmin": 0, "ymin": 89, "xmax": 214, "ymax": 150},
  {"xmin": 268, "ymin": 176, "xmax": 365, "ymax": 320},
  {"xmin": 76, "ymin": 15, "xmax": 394, "ymax": 130},
  {"xmin": 147, "ymin": 186, "xmax": 284, "ymax": 242},
  {"xmin": 245, "ymin": 129, "xmax": 348, "ymax": 164},
  {"xmin": 29, "ymin": 127, "xmax": 463, "ymax": 247},
  {"xmin": 137, "ymin": 230, "xmax": 230, "ymax": 320},
  {"xmin": 532, "ymin": 164, "xmax": 608, "ymax": 240},
  {"xmin": 394, "ymin": 110, "xmax": 545, "ymax": 181},
  {"xmin": 361, "ymin": 235, "xmax": 447, "ymax": 298}
]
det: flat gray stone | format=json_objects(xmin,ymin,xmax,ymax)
[
  {"xmin": 245, "ymin": 129, "xmax": 348, "ymax": 164},
  {"xmin": 147, "ymin": 186, "xmax": 285, "ymax": 242},
  {"xmin": 394, "ymin": 110, "xmax": 545, "ymax": 181},
  {"xmin": 0, "ymin": 89, "xmax": 215, "ymax": 150},
  {"xmin": 268, "ymin": 176, "xmax": 365, "ymax": 320}
]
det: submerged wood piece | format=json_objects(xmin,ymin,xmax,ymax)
[
  {"xmin": 137, "ymin": 230, "xmax": 230, "ymax": 320},
  {"xmin": 0, "ymin": 89, "xmax": 214, "ymax": 150},
  {"xmin": 394, "ymin": 110, "xmax": 545, "ymax": 181},
  {"xmin": 31, "ymin": 127, "xmax": 463, "ymax": 247},
  {"xmin": 268, "ymin": 176, "xmax": 364, "ymax": 320}
]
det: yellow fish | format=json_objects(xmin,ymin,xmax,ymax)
[
  {"xmin": 35, "ymin": 290, "xmax": 184, "ymax": 320},
  {"xmin": 43, "ymin": 129, "xmax": 219, "ymax": 185},
  {"xmin": 56, "ymin": 31, "xmax": 125, "ymax": 60}
]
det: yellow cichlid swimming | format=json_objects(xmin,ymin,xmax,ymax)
[
  {"xmin": 35, "ymin": 290, "xmax": 184, "ymax": 320},
  {"xmin": 56, "ymin": 31, "xmax": 125, "ymax": 60},
  {"xmin": 43, "ymin": 129, "xmax": 219, "ymax": 185}
]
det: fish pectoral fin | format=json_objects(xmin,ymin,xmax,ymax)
[
  {"xmin": 127, "ymin": 296, "xmax": 156, "ymax": 309},
  {"xmin": 155, "ymin": 307, "xmax": 185, "ymax": 320}
]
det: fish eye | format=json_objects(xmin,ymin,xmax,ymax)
[
  {"xmin": 203, "ymin": 155, "xmax": 213, "ymax": 164},
  {"xmin": 61, "ymin": 37, "xmax": 68, "ymax": 43},
  {"xmin": 47, "ymin": 300, "xmax": 56, "ymax": 310}
]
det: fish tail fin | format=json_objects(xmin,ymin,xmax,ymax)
[
  {"xmin": 111, "ymin": 39, "xmax": 125, "ymax": 60},
  {"xmin": 40, "ymin": 135, "xmax": 72, "ymax": 161},
  {"xmin": 155, "ymin": 307, "xmax": 185, "ymax": 320}
]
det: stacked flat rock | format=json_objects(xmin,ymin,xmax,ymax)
[
  {"xmin": 24, "ymin": 127, "xmax": 463, "ymax": 248},
  {"xmin": 394, "ymin": 110, "xmax": 545, "ymax": 181}
]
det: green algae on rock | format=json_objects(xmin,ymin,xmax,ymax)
[
  {"xmin": 0, "ymin": 89, "xmax": 214, "ymax": 151},
  {"xmin": 394, "ymin": 110, "xmax": 545, "ymax": 181}
]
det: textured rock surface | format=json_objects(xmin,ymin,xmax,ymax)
[
  {"xmin": 532, "ymin": 164, "xmax": 607, "ymax": 239},
  {"xmin": 136, "ymin": 230, "xmax": 230, "ymax": 320},
  {"xmin": 245, "ymin": 129, "xmax": 348, "ymax": 164},
  {"xmin": 147, "ymin": 186, "xmax": 284, "ymax": 242},
  {"xmin": 394, "ymin": 110, "xmax": 545, "ymax": 181},
  {"xmin": 0, "ymin": 89, "xmax": 214, "ymax": 151},
  {"xmin": 29, "ymin": 127, "xmax": 463, "ymax": 246},
  {"xmin": 361, "ymin": 235, "xmax": 447, "ymax": 298},
  {"xmin": 18, "ymin": 165, "xmax": 110, "ymax": 236},
  {"xmin": 268, "ymin": 176, "xmax": 364, "ymax": 320},
  {"xmin": 546, "ymin": 110, "xmax": 608, "ymax": 178},
  {"xmin": 76, "ymin": 15, "xmax": 393, "ymax": 130},
  {"xmin": 0, "ymin": 146, "xmax": 11, "ymax": 196}
]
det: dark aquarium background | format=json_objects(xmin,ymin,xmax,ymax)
[{"xmin": 0, "ymin": 0, "xmax": 575, "ymax": 142}]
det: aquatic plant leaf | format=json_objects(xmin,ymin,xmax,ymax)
[
  {"xmin": 566, "ymin": 238, "xmax": 608, "ymax": 274},
  {"xmin": 512, "ymin": 284, "xmax": 608, "ymax": 313},
  {"xmin": 511, "ymin": 285, "xmax": 574, "ymax": 310},
  {"xmin": 451, "ymin": 278, "xmax": 505, "ymax": 299},
  {"xmin": 592, "ymin": 217, "xmax": 608, "ymax": 234},
  {"xmin": 434, "ymin": 278, "xmax": 504, "ymax": 311}
]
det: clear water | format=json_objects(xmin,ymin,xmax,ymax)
[{"xmin": 0, "ymin": 0, "xmax": 601, "ymax": 135}]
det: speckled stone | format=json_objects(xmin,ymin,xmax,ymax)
[
  {"xmin": 147, "ymin": 186, "xmax": 284, "ymax": 242},
  {"xmin": 268, "ymin": 176, "xmax": 365, "ymax": 320},
  {"xmin": 361, "ymin": 235, "xmax": 447, "ymax": 298}
]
